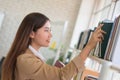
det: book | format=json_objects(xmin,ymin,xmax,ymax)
[
  {"xmin": 98, "ymin": 21, "xmax": 113, "ymax": 59},
  {"xmin": 111, "ymin": 71, "xmax": 120, "ymax": 80},
  {"xmin": 104, "ymin": 15, "xmax": 120, "ymax": 60},
  {"xmin": 54, "ymin": 60, "xmax": 65, "ymax": 68},
  {"xmin": 84, "ymin": 75, "xmax": 98, "ymax": 80},
  {"xmin": 77, "ymin": 32, "xmax": 84, "ymax": 49},
  {"xmin": 78, "ymin": 29, "xmax": 93, "ymax": 50}
]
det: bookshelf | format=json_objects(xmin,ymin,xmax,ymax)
[
  {"xmin": 69, "ymin": 16, "xmax": 120, "ymax": 79},
  {"xmin": 88, "ymin": 56, "xmax": 120, "ymax": 80},
  {"xmin": 68, "ymin": 0, "xmax": 120, "ymax": 79},
  {"xmin": 77, "ymin": 14, "xmax": 120, "ymax": 80}
]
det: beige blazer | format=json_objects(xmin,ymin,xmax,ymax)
[{"xmin": 15, "ymin": 49, "xmax": 84, "ymax": 80}]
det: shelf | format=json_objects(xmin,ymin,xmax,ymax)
[
  {"xmin": 88, "ymin": 55, "xmax": 106, "ymax": 63},
  {"xmin": 110, "ymin": 64, "xmax": 120, "ymax": 73},
  {"xmin": 80, "ymin": 68, "xmax": 99, "ymax": 80},
  {"xmin": 88, "ymin": 55, "xmax": 120, "ymax": 73}
]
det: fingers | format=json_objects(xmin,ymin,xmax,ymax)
[
  {"xmin": 94, "ymin": 24, "xmax": 106, "ymax": 42},
  {"xmin": 96, "ymin": 24, "xmax": 104, "ymax": 31},
  {"xmin": 100, "ymin": 30, "xmax": 106, "ymax": 34},
  {"xmin": 97, "ymin": 29, "xmax": 106, "ymax": 35},
  {"xmin": 95, "ymin": 24, "xmax": 106, "ymax": 33},
  {"xmin": 97, "ymin": 33, "xmax": 104, "ymax": 41},
  {"xmin": 87, "ymin": 23, "xmax": 106, "ymax": 48},
  {"xmin": 96, "ymin": 23, "xmax": 106, "ymax": 34}
]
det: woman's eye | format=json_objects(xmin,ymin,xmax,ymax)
[
  {"xmin": 50, "ymin": 29, "xmax": 52, "ymax": 32},
  {"xmin": 45, "ymin": 29, "xmax": 50, "ymax": 32},
  {"xmin": 45, "ymin": 29, "xmax": 48, "ymax": 31}
]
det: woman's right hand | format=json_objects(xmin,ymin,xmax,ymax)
[{"xmin": 86, "ymin": 24, "xmax": 106, "ymax": 50}]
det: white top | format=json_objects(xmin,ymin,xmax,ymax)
[{"xmin": 29, "ymin": 45, "xmax": 46, "ymax": 62}]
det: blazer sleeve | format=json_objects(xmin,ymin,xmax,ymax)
[{"xmin": 17, "ymin": 54, "xmax": 85, "ymax": 80}]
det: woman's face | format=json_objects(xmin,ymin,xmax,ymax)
[{"xmin": 30, "ymin": 20, "xmax": 52, "ymax": 50}]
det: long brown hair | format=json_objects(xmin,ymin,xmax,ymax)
[{"xmin": 1, "ymin": 12, "xmax": 49, "ymax": 80}]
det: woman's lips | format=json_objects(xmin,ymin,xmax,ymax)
[{"xmin": 47, "ymin": 40, "xmax": 50, "ymax": 43}]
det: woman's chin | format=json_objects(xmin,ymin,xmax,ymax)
[{"xmin": 43, "ymin": 44, "xmax": 49, "ymax": 47}]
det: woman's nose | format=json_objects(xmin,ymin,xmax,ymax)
[{"xmin": 49, "ymin": 31, "xmax": 52, "ymax": 38}]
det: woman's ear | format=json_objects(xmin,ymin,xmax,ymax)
[{"xmin": 30, "ymin": 31, "xmax": 35, "ymax": 38}]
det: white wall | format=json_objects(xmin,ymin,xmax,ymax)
[
  {"xmin": 0, "ymin": 12, "xmax": 4, "ymax": 30},
  {"xmin": 0, "ymin": 0, "xmax": 81, "ymax": 59},
  {"xmin": 111, "ymin": 0, "xmax": 120, "ymax": 67},
  {"xmin": 112, "ymin": 0, "xmax": 120, "ymax": 20},
  {"xmin": 70, "ymin": 0, "xmax": 96, "ymax": 48}
]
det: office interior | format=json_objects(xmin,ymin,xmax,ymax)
[{"xmin": 0, "ymin": 0, "xmax": 120, "ymax": 80}]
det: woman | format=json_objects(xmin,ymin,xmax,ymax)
[{"xmin": 1, "ymin": 12, "xmax": 105, "ymax": 80}]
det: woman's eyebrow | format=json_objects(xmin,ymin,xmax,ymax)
[{"xmin": 44, "ymin": 27, "xmax": 51, "ymax": 30}]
